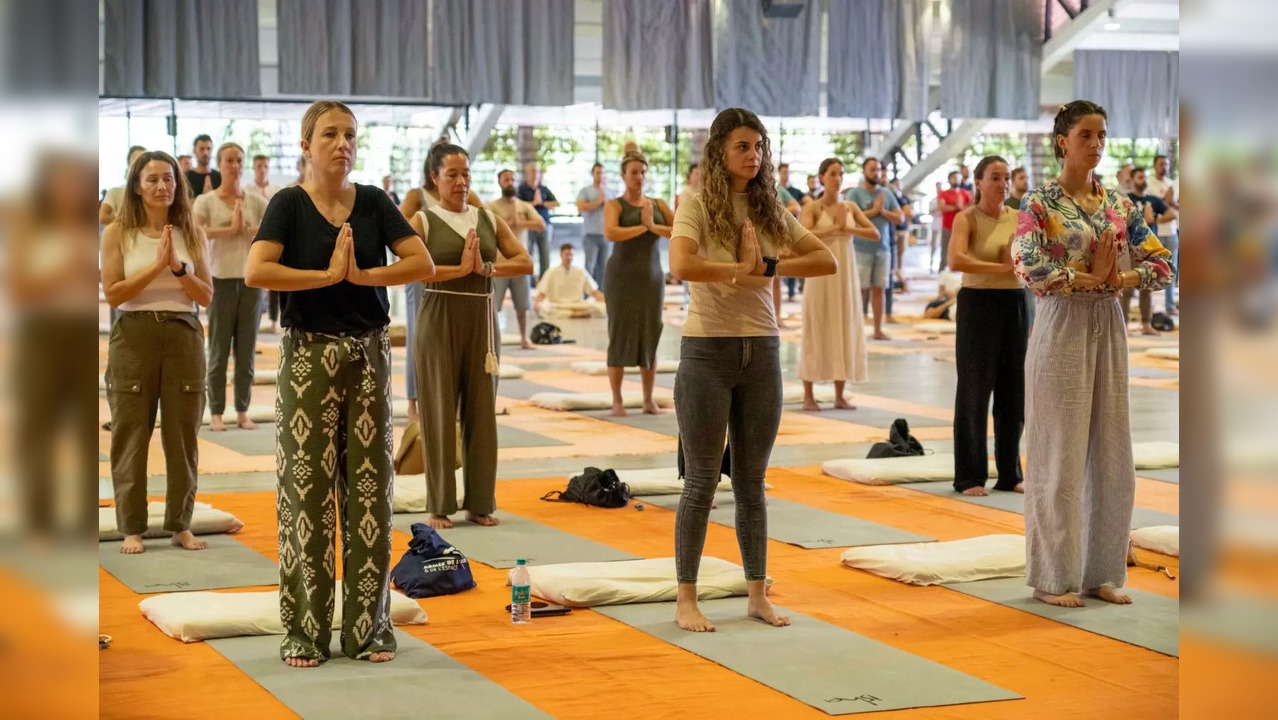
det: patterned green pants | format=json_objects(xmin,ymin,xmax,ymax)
[{"xmin": 276, "ymin": 327, "xmax": 396, "ymax": 662}]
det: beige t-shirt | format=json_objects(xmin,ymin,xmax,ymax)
[
  {"xmin": 673, "ymin": 192, "xmax": 809, "ymax": 338},
  {"xmin": 961, "ymin": 206, "xmax": 1023, "ymax": 290},
  {"xmin": 193, "ymin": 191, "xmax": 269, "ymax": 279},
  {"xmin": 487, "ymin": 198, "xmax": 539, "ymax": 245}
]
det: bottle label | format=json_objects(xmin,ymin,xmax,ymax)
[{"xmin": 512, "ymin": 585, "xmax": 531, "ymax": 604}]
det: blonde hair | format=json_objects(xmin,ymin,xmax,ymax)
[
  {"xmin": 300, "ymin": 100, "xmax": 356, "ymax": 143},
  {"xmin": 215, "ymin": 142, "xmax": 244, "ymax": 166},
  {"xmin": 117, "ymin": 150, "xmax": 204, "ymax": 264},
  {"xmin": 620, "ymin": 149, "xmax": 647, "ymax": 175}
]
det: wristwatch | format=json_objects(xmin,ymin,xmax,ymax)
[
  {"xmin": 762, "ymin": 256, "xmax": 779, "ymax": 278},
  {"xmin": 171, "ymin": 262, "xmax": 188, "ymax": 277}
]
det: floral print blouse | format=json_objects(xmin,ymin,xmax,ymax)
[{"xmin": 1013, "ymin": 179, "xmax": 1172, "ymax": 296}]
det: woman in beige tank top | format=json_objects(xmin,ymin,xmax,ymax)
[{"xmin": 946, "ymin": 155, "xmax": 1031, "ymax": 497}]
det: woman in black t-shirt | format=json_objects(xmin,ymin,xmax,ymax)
[{"xmin": 246, "ymin": 100, "xmax": 432, "ymax": 668}]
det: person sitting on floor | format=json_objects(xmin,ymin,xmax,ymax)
[
  {"xmin": 534, "ymin": 243, "xmax": 605, "ymax": 317},
  {"xmin": 923, "ymin": 272, "xmax": 962, "ymax": 320}
]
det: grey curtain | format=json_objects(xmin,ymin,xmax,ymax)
[
  {"xmin": 940, "ymin": 0, "xmax": 1042, "ymax": 120},
  {"xmin": 1074, "ymin": 50, "xmax": 1179, "ymax": 138},
  {"xmin": 714, "ymin": 0, "xmax": 821, "ymax": 117},
  {"xmin": 602, "ymin": 0, "xmax": 713, "ymax": 111},
  {"xmin": 103, "ymin": 0, "xmax": 260, "ymax": 98},
  {"xmin": 429, "ymin": 0, "xmax": 574, "ymax": 106},
  {"xmin": 827, "ymin": 0, "xmax": 929, "ymax": 120},
  {"xmin": 277, "ymin": 0, "xmax": 429, "ymax": 98}
]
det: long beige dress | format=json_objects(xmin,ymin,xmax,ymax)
[{"xmin": 799, "ymin": 202, "xmax": 868, "ymax": 383}]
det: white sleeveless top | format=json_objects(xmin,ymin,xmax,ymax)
[{"xmin": 118, "ymin": 227, "xmax": 199, "ymax": 312}]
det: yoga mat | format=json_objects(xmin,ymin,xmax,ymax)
[
  {"xmin": 581, "ymin": 409, "xmax": 682, "ymax": 437},
  {"xmin": 494, "ymin": 379, "xmax": 573, "ymax": 400},
  {"xmin": 496, "ymin": 424, "xmax": 570, "ymax": 449},
  {"xmin": 208, "ymin": 630, "xmax": 552, "ymax": 720},
  {"xmin": 792, "ymin": 406, "xmax": 950, "ymax": 429},
  {"xmin": 1138, "ymin": 468, "xmax": 1180, "ymax": 485},
  {"xmin": 637, "ymin": 493, "xmax": 933, "ymax": 549},
  {"xmin": 391, "ymin": 512, "xmax": 639, "ymax": 569},
  {"xmin": 594, "ymin": 598, "xmax": 1020, "ymax": 715},
  {"xmin": 943, "ymin": 577, "xmax": 1179, "ymax": 657},
  {"xmin": 98, "ymin": 535, "xmax": 278, "ymax": 593},
  {"xmin": 202, "ymin": 424, "xmax": 278, "ymax": 456},
  {"xmin": 907, "ymin": 482, "xmax": 1178, "ymax": 529}
]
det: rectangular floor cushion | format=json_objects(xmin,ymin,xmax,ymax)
[
  {"xmin": 512, "ymin": 557, "xmax": 768, "ymax": 607},
  {"xmin": 839, "ymin": 534, "xmax": 1026, "ymax": 586}
]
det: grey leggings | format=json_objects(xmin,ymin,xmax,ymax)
[
  {"xmin": 207, "ymin": 277, "xmax": 262, "ymax": 414},
  {"xmin": 674, "ymin": 336, "xmax": 782, "ymax": 584}
]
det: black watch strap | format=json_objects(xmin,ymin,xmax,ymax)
[
  {"xmin": 762, "ymin": 256, "xmax": 779, "ymax": 278},
  {"xmin": 171, "ymin": 262, "xmax": 188, "ymax": 277}
]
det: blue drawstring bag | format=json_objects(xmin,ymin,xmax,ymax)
[{"xmin": 390, "ymin": 523, "xmax": 477, "ymax": 598}]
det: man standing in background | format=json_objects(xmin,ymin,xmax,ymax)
[
  {"xmin": 518, "ymin": 162, "xmax": 559, "ymax": 282},
  {"xmin": 492, "ymin": 169, "xmax": 546, "ymax": 349},
  {"xmin": 1145, "ymin": 154, "xmax": 1179, "ymax": 314},
  {"xmin": 847, "ymin": 157, "xmax": 903, "ymax": 340},
  {"xmin": 576, "ymin": 162, "xmax": 611, "ymax": 290},
  {"xmin": 935, "ymin": 171, "xmax": 971, "ymax": 272},
  {"xmin": 248, "ymin": 155, "xmax": 280, "ymax": 200},
  {"xmin": 186, "ymin": 134, "xmax": 221, "ymax": 197}
]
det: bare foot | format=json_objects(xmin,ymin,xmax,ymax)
[
  {"xmin": 675, "ymin": 600, "xmax": 716, "ymax": 632},
  {"xmin": 1084, "ymin": 585, "xmax": 1132, "ymax": 604},
  {"xmin": 427, "ymin": 514, "xmax": 453, "ymax": 529},
  {"xmin": 367, "ymin": 651, "xmax": 396, "ymax": 663},
  {"xmin": 466, "ymin": 512, "xmax": 500, "ymax": 527},
  {"xmin": 961, "ymin": 486, "xmax": 988, "ymax": 496},
  {"xmin": 802, "ymin": 399, "xmax": 822, "ymax": 412},
  {"xmin": 521, "ymin": 340, "xmax": 536, "ymax": 350},
  {"xmin": 209, "ymin": 415, "xmax": 228, "ymax": 432},
  {"xmin": 747, "ymin": 596, "xmax": 792, "ymax": 627},
  {"xmin": 120, "ymin": 535, "xmax": 145, "ymax": 554},
  {"xmin": 1012, "ymin": 482, "xmax": 1024, "ymax": 494},
  {"xmin": 642, "ymin": 402, "xmax": 662, "ymax": 415},
  {"xmin": 886, "ymin": 315, "xmax": 900, "ymax": 324},
  {"xmin": 710, "ymin": 499, "xmax": 719, "ymax": 510},
  {"xmin": 873, "ymin": 331, "xmax": 891, "ymax": 341},
  {"xmin": 1033, "ymin": 589, "xmax": 1085, "ymax": 607},
  {"xmin": 1141, "ymin": 324, "xmax": 1160, "ymax": 336},
  {"xmin": 284, "ymin": 657, "xmax": 320, "ymax": 668},
  {"xmin": 610, "ymin": 403, "xmax": 628, "ymax": 418},
  {"xmin": 236, "ymin": 413, "xmax": 258, "ymax": 430},
  {"xmin": 171, "ymin": 530, "xmax": 208, "ymax": 551},
  {"xmin": 833, "ymin": 397, "xmax": 856, "ymax": 410},
  {"xmin": 269, "ymin": 322, "xmax": 278, "ymax": 334}
]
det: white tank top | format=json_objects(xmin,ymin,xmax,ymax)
[{"xmin": 118, "ymin": 227, "xmax": 199, "ymax": 312}]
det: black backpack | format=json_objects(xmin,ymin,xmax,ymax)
[
  {"xmin": 541, "ymin": 467, "xmax": 631, "ymax": 508},
  {"xmin": 531, "ymin": 322, "xmax": 563, "ymax": 345},
  {"xmin": 867, "ymin": 419, "xmax": 926, "ymax": 459}
]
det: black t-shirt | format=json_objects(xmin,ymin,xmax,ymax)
[
  {"xmin": 186, "ymin": 169, "xmax": 222, "ymax": 197},
  {"xmin": 253, "ymin": 184, "xmax": 416, "ymax": 334},
  {"xmin": 1126, "ymin": 192, "xmax": 1168, "ymax": 237},
  {"xmin": 516, "ymin": 182, "xmax": 557, "ymax": 223}
]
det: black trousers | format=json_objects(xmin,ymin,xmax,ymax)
[{"xmin": 953, "ymin": 288, "xmax": 1031, "ymax": 491}]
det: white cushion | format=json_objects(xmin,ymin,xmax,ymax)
[
  {"xmin": 1130, "ymin": 526, "xmax": 1179, "ymax": 557},
  {"xmin": 915, "ymin": 321, "xmax": 958, "ymax": 335},
  {"xmin": 616, "ymin": 467, "xmax": 731, "ymax": 495},
  {"xmin": 839, "ymin": 534, "xmax": 1026, "ymax": 586},
  {"xmin": 253, "ymin": 368, "xmax": 277, "ymax": 386},
  {"xmin": 99, "ymin": 502, "xmax": 243, "ymax": 541},
  {"xmin": 501, "ymin": 334, "xmax": 521, "ymax": 346},
  {"xmin": 511, "ymin": 557, "xmax": 768, "ymax": 608},
  {"xmin": 570, "ymin": 360, "xmax": 679, "ymax": 376},
  {"xmin": 139, "ymin": 589, "xmax": 427, "ymax": 643},
  {"xmin": 1133, "ymin": 441, "xmax": 1179, "ymax": 469},
  {"xmin": 1145, "ymin": 347, "xmax": 1179, "ymax": 361},
  {"xmin": 529, "ymin": 390, "xmax": 675, "ymax": 411},
  {"xmin": 392, "ymin": 471, "xmax": 465, "ymax": 514},
  {"xmin": 822, "ymin": 454, "xmax": 995, "ymax": 485},
  {"xmin": 499, "ymin": 364, "xmax": 525, "ymax": 379}
]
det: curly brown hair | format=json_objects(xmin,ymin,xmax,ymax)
[{"xmin": 699, "ymin": 108, "xmax": 791, "ymax": 252}]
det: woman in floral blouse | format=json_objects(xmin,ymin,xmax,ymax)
[{"xmin": 1012, "ymin": 100, "xmax": 1172, "ymax": 609}]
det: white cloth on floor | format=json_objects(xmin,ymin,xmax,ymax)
[
  {"xmin": 839, "ymin": 534, "xmax": 1026, "ymax": 586},
  {"xmin": 510, "ymin": 557, "xmax": 769, "ymax": 607},
  {"xmin": 1130, "ymin": 526, "xmax": 1179, "ymax": 557},
  {"xmin": 530, "ymin": 391, "xmax": 675, "ymax": 411},
  {"xmin": 1132, "ymin": 441, "xmax": 1178, "ymax": 469},
  {"xmin": 139, "ymin": 588, "xmax": 427, "ymax": 642},
  {"xmin": 571, "ymin": 360, "xmax": 678, "ymax": 376},
  {"xmin": 822, "ymin": 454, "xmax": 996, "ymax": 485}
]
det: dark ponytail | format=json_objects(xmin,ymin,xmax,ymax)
[
  {"xmin": 971, "ymin": 154, "xmax": 1007, "ymax": 204},
  {"xmin": 423, "ymin": 141, "xmax": 468, "ymax": 191},
  {"xmin": 1052, "ymin": 100, "xmax": 1107, "ymax": 162}
]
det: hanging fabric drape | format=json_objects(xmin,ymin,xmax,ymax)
[
  {"xmin": 713, "ymin": 0, "xmax": 821, "ymax": 117},
  {"xmin": 1074, "ymin": 50, "xmax": 1180, "ymax": 138},
  {"xmin": 940, "ymin": 0, "xmax": 1042, "ymax": 120},
  {"xmin": 602, "ymin": 0, "xmax": 714, "ymax": 111}
]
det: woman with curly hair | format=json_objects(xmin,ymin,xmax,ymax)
[
  {"xmin": 668, "ymin": 108, "xmax": 837, "ymax": 632},
  {"xmin": 1014, "ymin": 100, "xmax": 1171, "ymax": 608}
]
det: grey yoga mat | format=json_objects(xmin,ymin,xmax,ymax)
[
  {"xmin": 207, "ymin": 630, "xmax": 552, "ymax": 720},
  {"xmin": 99, "ymin": 534, "xmax": 278, "ymax": 593},
  {"xmin": 594, "ymin": 598, "xmax": 1021, "ymax": 715},
  {"xmin": 943, "ymin": 577, "xmax": 1179, "ymax": 657},
  {"xmin": 637, "ymin": 493, "xmax": 934, "ymax": 549},
  {"xmin": 906, "ymin": 481, "xmax": 1178, "ymax": 529},
  {"xmin": 391, "ymin": 512, "xmax": 638, "ymax": 569}
]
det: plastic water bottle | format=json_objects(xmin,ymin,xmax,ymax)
[{"xmin": 510, "ymin": 558, "xmax": 532, "ymax": 624}]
